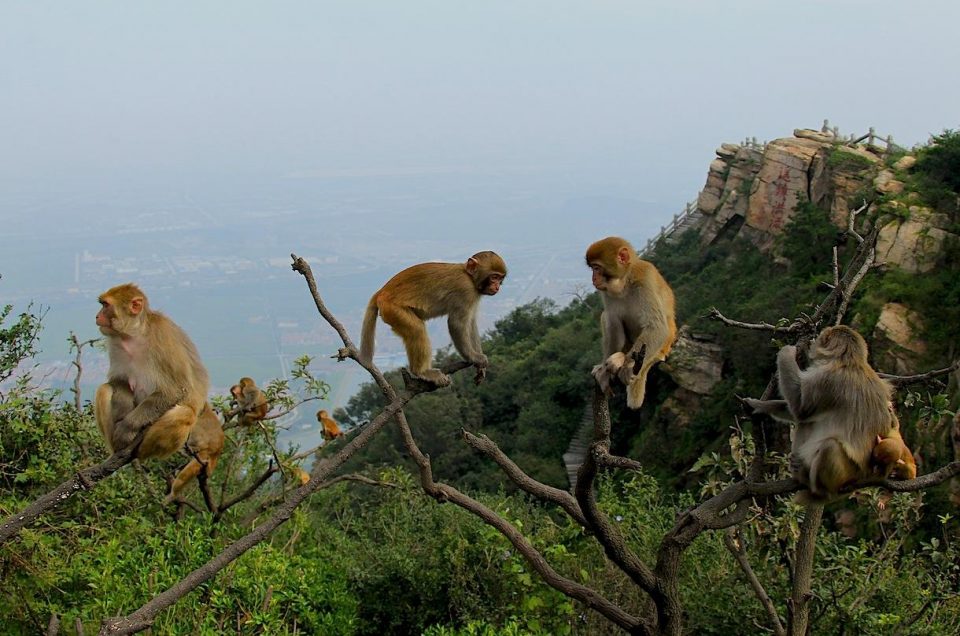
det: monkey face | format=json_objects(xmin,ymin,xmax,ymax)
[
  {"xmin": 95, "ymin": 300, "xmax": 117, "ymax": 335},
  {"xmin": 482, "ymin": 273, "xmax": 504, "ymax": 296},
  {"xmin": 590, "ymin": 264, "xmax": 626, "ymax": 295}
]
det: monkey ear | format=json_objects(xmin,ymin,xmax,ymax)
[
  {"xmin": 616, "ymin": 247, "xmax": 631, "ymax": 266},
  {"xmin": 896, "ymin": 459, "xmax": 906, "ymax": 465},
  {"xmin": 129, "ymin": 296, "xmax": 145, "ymax": 315},
  {"xmin": 465, "ymin": 257, "xmax": 479, "ymax": 275},
  {"xmin": 876, "ymin": 435, "xmax": 883, "ymax": 444}
]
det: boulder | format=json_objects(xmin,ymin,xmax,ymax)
[
  {"xmin": 794, "ymin": 128, "xmax": 836, "ymax": 143},
  {"xmin": 874, "ymin": 169, "xmax": 904, "ymax": 195},
  {"xmin": 660, "ymin": 328, "xmax": 724, "ymax": 395},
  {"xmin": 745, "ymin": 138, "xmax": 822, "ymax": 235},
  {"xmin": 873, "ymin": 303, "xmax": 927, "ymax": 375},
  {"xmin": 893, "ymin": 155, "xmax": 917, "ymax": 171},
  {"xmin": 876, "ymin": 212, "xmax": 954, "ymax": 273}
]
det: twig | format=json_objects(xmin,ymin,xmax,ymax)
[
  {"xmin": 707, "ymin": 308, "xmax": 799, "ymax": 334},
  {"xmin": 879, "ymin": 359, "xmax": 960, "ymax": 388},
  {"xmin": 724, "ymin": 528, "xmax": 785, "ymax": 636},
  {"xmin": 213, "ymin": 462, "xmax": 279, "ymax": 522},
  {"xmin": 67, "ymin": 333, "xmax": 101, "ymax": 411},
  {"xmin": 462, "ymin": 430, "xmax": 587, "ymax": 527}
]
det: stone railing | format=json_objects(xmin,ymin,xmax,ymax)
[{"xmin": 640, "ymin": 199, "xmax": 700, "ymax": 256}]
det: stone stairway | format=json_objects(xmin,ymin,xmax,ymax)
[{"xmin": 562, "ymin": 402, "xmax": 595, "ymax": 491}]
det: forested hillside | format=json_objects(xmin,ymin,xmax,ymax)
[{"xmin": 2, "ymin": 129, "xmax": 959, "ymax": 635}]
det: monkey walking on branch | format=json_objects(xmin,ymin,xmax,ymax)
[{"xmin": 360, "ymin": 251, "xmax": 507, "ymax": 387}]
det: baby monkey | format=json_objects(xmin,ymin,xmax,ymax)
[
  {"xmin": 361, "ymin": 251, "xmax": 506, "ymax": 387},
  {"xmin": 871, "ymin": 434, "xmax": 917, "ymax": 480}
]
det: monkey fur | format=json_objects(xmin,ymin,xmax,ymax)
[
  {"xmin": 745, "ymin": 325, "xmax": 902, "ymax": 503},
  {"xmin": 360, "ymin": 251, "xmax": 506, "ymax": 387},
  {"xmin": 94, "ymin": 283, "xmax": 210, "ymax": 460},
  {"xmin": 585, "ymin": 236, "xmax": 677, "ymax": 409}
]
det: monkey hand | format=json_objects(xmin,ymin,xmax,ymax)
[
  {"xmin": 473, "ymin": 365, "xmax": 487, "ymax": 385},
  {"xmin": 603, "ymin": 352, "xmax": 627, "ymax": 374}
]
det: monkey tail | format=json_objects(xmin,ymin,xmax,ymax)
[{"xmin": 360, "ymin": 299, "xmax": 379, "ymax": 365}]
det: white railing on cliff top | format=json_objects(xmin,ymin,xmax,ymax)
[
  {"xmin": 823, "ymin": 119, "xmax": 905, "ymax": 153},
  {"xmin": 638, "ymin": 120, "xmax": 905, "ymax": 257},
  {"xmin": 640, "ymin": 199, "xmax": 700, "ymax": 256}
]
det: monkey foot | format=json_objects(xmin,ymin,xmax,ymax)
[
  {"xmin": 400, "ymin": 368, "xmax": 451, "ymax": 392},
  {"xmin": 630, "ymin": 345, "xmax": 647, "ymax": 374}
]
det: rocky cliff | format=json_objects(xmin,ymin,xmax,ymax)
[{"xmin": 683, "ymin": 125, "xmax": 959, "ymax": 375}]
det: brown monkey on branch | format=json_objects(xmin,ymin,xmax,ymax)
[
  {"xmin": 165, "ymin": 404, "xmax": 225, "ymax": 503},
  {"xmin": 585, "ymin": 237, "xmax": 676, "ymax": 409},
  {"xmin": 230, "ymin": 376, "xmax": 269, "ymax": 426},
  {"xmin": 360, "ymin": 251, "xmax": 507, "ymax": 387},
  {"xmin": 99, "ymin": 377, "xmax": 224, "ymax": 503},
  {"xmin": 94, "ymin": 283, "xmax": 209, "ymax": 460},
  {"xmin": 872, "ymin": 434, "xmax": 917, "ymax": 480},
  {"xmin": 745, "ymin": 325, "xmax": 900, "ymax": 503},
  {"xmin": 317, "ymin": 409, "xmax": 343, "ymax": 441}
]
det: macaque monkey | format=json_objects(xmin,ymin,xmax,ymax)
[
  {"xmin": 317, "ymin": 409, "xmax": 343, "ymax": 441},
  {"xmin": 745, "ymin": 325, "xmax": 899, "ymax": 503},
  {"xmin": 166, "ymin": 404, "xmax": 225, "ymax": 503},
  {"xmin": 230, "ymin": 376, "xmax": 269, "ymax": 426},
  {"xmin": 94, "ymin": 283, "xmax": 209, "ymax": 460},
  {"xmin": 871, "ymin": 434, "xmax": 917, "ymax": 480},
  {"xmin": 360, "ymin": 251, "xmax": 507, "ymax": 387},
  {"xmin": 585, "ymin": 237, "xmax": 677, "ymax": 409}
]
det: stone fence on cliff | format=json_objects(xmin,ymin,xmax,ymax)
[
  {"xmin": 638, "ymin": 120, "xmax": 905, "ymax": 257},
  {"xmin": 640, "ymin": 199, "xmax": 700, "ymax": 256}
]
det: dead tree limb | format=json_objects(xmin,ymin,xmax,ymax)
[
  {"xmin": 880, "ymin": 359, "xmax": 960, "ymax": 388},
  {"xmin": 725, "ymin": 528, "xmax": 786, "ymax": 636},
  {"xmin": 1, "ymin": 441, "xmax": 139, "ymax": 546},
  {"xmin": 462, "ymin": 430, "xmax": 588, "ymax": 527}
]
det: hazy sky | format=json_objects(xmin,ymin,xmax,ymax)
[{"xmin": 3, "ymin": 0, "xmax": 958, "ymax": 212}]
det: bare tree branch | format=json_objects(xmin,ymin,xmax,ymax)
[
  {"xmin": 707, "ymin": 308, "xmax": 799, "ymax": 334},
  {"xmin": 1, "ymin": 442, "xmax": 139, "ymax": 545},
  {"xmin": 879, "ymin": 359, "xmax": 960, "ymax": 388},
  {"xmin": 462, "ymin": 429, "xmax": 588, "ymax": 527},
  {"xmin": 394, "ymin": 401, "xmax": 651, "ymax": 635},
  {"xmin": 724, "ymin": 528, "xmax": 786, "ymax": 636},
  {"xmin": 67, "ymin": 332, "xmax": 100, "ymax": 411}
]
